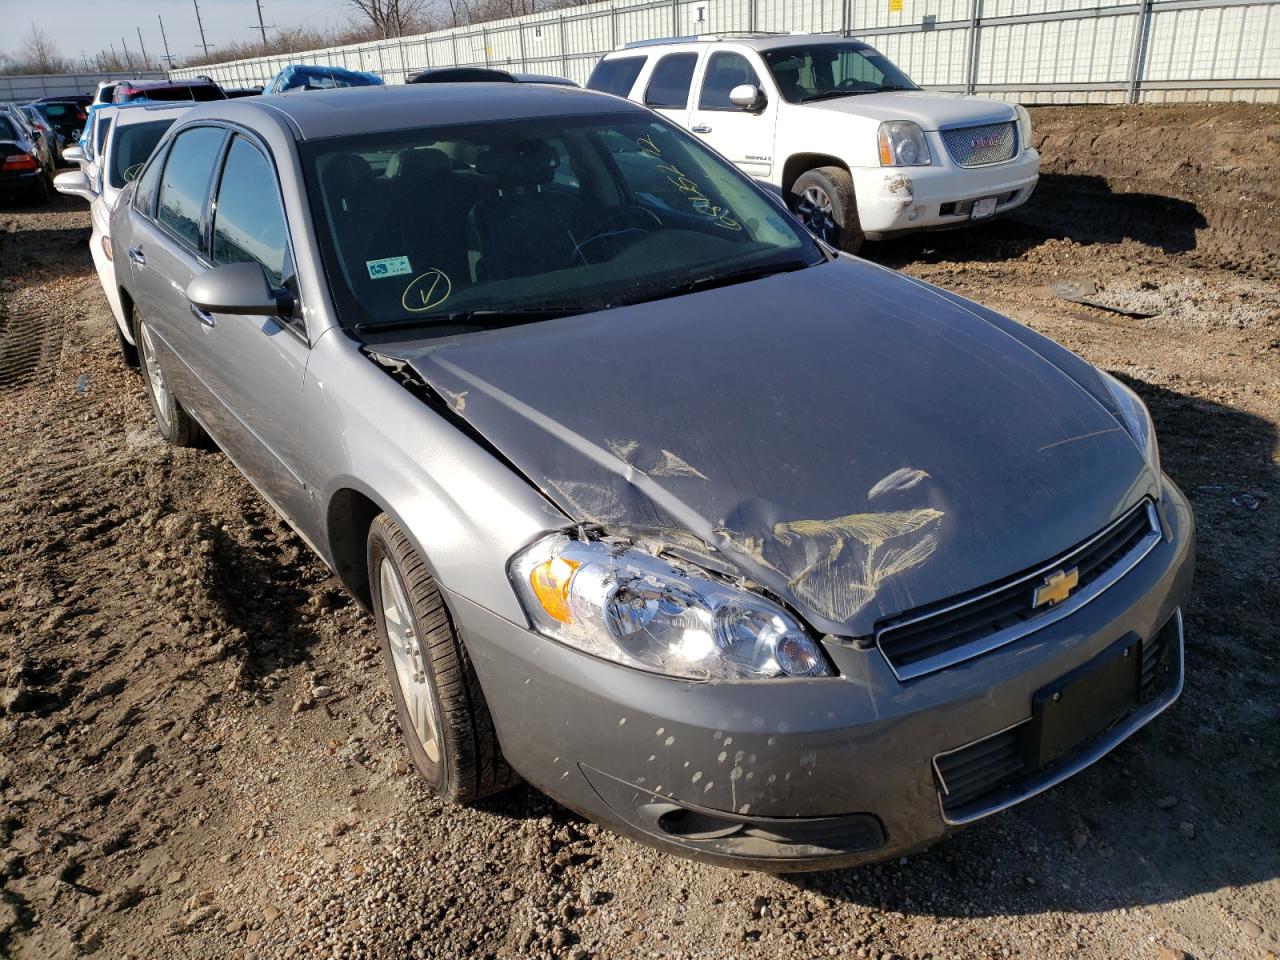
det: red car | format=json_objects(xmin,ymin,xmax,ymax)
[{"xmin": 111, "ymin": 80, "xmax": 227, "ymax": 104}]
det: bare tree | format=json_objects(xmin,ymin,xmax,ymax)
[
  {"xmin": 344, "ymin": 0, "xmax": 430, "ymax": 39},
  {"xmin": 0, "ymin": 24, "xmax": 72, "ymax": 75}
]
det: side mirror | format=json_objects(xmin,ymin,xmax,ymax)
[
  {"xmin": 186, "ymin": 262, "xmax": 291, "ymax": 317},
  {"xmin": 729, "ymin": 83, "xmax": 767, "ymax": 112},
  {"xmin": 53, "ymin": 169, "xmax": 96, "ymax": 201},
  {"xmin": 62, "ymin": 145, "xmax": 85, "ymax": 164}
]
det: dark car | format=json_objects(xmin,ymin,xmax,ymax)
[
  {"xmin": 224, "ymin": 87, "xmax": 264, "ymax": 99},
  {"xmin": 32, "ymin": 99, "xmax": 87, "ymax": 144},
  {"xmin": 407, "ymin": 67, "xmax": 578, "ymax": 86},
  {"xmin": 0, "ymin": 113, "xmax": 54, "ymax": 203},
  {"xmin": 108, "ymin": 84, "xmax": 1193, "ymax": 872},
  {"xmin": 112, "ymin": 80, "xmax": 226, "ymax": 104},
  {"xmin": 18, "ymin": 105, "xmax": 61, "ymax": 168},
  {"xmin": 36, "ymin": 94, "xmax": 93, "ymax": 107}
]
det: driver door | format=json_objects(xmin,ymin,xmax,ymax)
[{"xmin": 686, "ymin": 49, "xmax": 777, "ymax": 182}]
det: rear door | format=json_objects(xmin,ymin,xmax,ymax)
[
  {"xmin": 641, "ymin": 51, "xmax": 700, "ymax": 129},
  {"xmin": 686, "ymin": 47, "xmax": 777, "ymax": 181},
  {"xmin": 127, "ymin": 124, "xmax": 227, "ymax": 410}
]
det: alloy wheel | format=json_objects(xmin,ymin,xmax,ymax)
[
  {"xmin": 380, "ymin": 557, "xmax": 442, "ymax": 764},
  {"xmin": 796, "ymin": 185, "xmax": 837, "ymax": 244},
  {"xmin": 138, "ymin": 320, "xmax": 171, "ymax": 430}
]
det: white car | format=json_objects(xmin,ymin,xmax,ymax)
[
  {"xmin": 588, "ymin": 33, "xmax": 1040, "ymax": 253},
  {"xmin": 54, "ymin": 104, "xmax": 188, "ymax": 364}
]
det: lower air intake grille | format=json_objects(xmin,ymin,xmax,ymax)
[{"xmin": 934, "ymin": 726, "xmax": 1026, "ymax": 814}]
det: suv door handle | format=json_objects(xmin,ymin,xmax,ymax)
[
  {"xmin": 190, "ymin": 304, "xmax": 216, "ymax": 328},
  {"xmin": 127, "ymin": 245, "xmax": 145, "ymax": 265},
  {"xmin": 691, "ymin": 124, "xmax": 712, "ymax": 134}
]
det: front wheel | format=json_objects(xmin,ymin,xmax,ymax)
[
  {"xmin": 790, "ymin": 166, "xmax": 864, "ymax": 255},
  {"xmin": 367, "ymin": 514, "xmax": 516, "ymax": 803}
]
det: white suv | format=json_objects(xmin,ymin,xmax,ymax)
[{"xmin": 588, "ymin": 33, "xmax": 1040, "ymax": 253}]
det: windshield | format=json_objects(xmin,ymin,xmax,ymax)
[
  {"xmin": 110, "ymin": 119, "xmax": 177, "ymax": 189},
  {"xmin": 282, "ymin": 68, "xmax": 379, "ymax": 92},
  {"xmin": 763, "ymin": 43, "xmax": 919, "ymax": 103},
  {"xmin": 302, "ymin": 112, "xmax": 822, "ymax": 334}
]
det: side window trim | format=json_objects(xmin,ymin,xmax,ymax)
[
  {"xmin": 210, "ymin": 127, "xmax": 308, "ymax": 342},
  {"xmin": 151, "ymin": 123, "xmax": 229, "ymax": 263},
  {"xmin": 132, "ymin": 139, "xmax": 171, "ymax": 220}
]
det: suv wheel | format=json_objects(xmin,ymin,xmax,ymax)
[
  {"xmin": 367, "ymin": 513, "xmax": 517, "ymax": 802},
  {"xmin": 791, "ymin": 166, "xmax": 864, "ymax": 255}
]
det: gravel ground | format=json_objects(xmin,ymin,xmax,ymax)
[{"xmin": 1, "ymin": 103, "xmax": 1277, "ymax": 960}]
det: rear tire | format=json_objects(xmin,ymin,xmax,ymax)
[
  {"xmin": 367, "ymin": 514, "xmax": 517, "ymax": 803},
  {"xmin": 115, "ymin": 324, "xmax": 140, "ymax": 369},
  {"xmin": 134, "ymin": 307, "xmax": 203, "ymax": 446},
  {"xmin": 29, "ymin": 173, "xmax": 51, "ymax": 205},
  {"xmin": 791, "ymin": 166, "xmax": 864, "ymax": 255}
]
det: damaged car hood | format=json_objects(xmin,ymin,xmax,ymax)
[{"xmin": 385, "ymin": 257, "xmax": 1153, "ymax": 637}]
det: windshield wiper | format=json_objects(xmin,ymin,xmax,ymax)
[
  {"xmin": 355, "ymin": 306, "xmax": 585, "ymax": 335},
  {"xmin": 683, "ymin": 258, "xmax": 817, "ymax": 295}
]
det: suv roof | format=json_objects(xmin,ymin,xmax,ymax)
[{"xmin": 616, "ymin": 32, "xmax": 871, "ymax": 52}]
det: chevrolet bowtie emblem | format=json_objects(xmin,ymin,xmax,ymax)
[{"xmin": 1033, "ymin": 567, "xmax": 1079, "ymax": 608}]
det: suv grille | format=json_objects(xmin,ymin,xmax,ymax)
[
  {"xmin": 933, "ymin": 612, "xmax": 1182, "ymax": 819},
  {"xmin": 877, "ymin": 501, "xmax": 1161, "ymax": 680},
  {"xmin": 941, "ymin": 121, "xmax": 1018, "ymax": 167}
]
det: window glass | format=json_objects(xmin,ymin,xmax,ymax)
[
  {"xmin": 156, "ymin": 126, "xmax": 225, "ymax": 250},
  {"xmin": 134, "ymin": 143, "xmax": 166, "ymax": 216},
  {"xmin": 699, "ymin": 51, "xmax": 763, "ymax": 109},
  {"xmin": 0, "ymin": 118, "xmax": 17, "ymax": 141},
  {"xmin": 586, "ymin": 57, "xmax": 646, "ymax": 98},
  {"xmin": 110, "ymin": 119, "xmax": 177, "ymax": 189},
  {"xmin": 212, "ymin": 136, "xmax": 289, "ymax": 286},
  {"xmin": 96, "ymin": 115, "xmax": 113, "ymax": 157},
  {"xmin": 644, "ymin": 53, "xmax": 698, "ymax": 109},
  {"xmin": 763, "ymin": 43, "xmax": 918, "ymax": 103},
  {"xmin": 299, "ymin": 113, "xmax": 819, "ymax": 334}
]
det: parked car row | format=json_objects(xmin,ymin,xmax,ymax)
[{"xmin": 43, "ymin": 36, "xmax": 1191, "ymax": 873}]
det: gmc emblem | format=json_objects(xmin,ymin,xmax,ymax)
[{"xmin": 972, "ymin": 134, "xmax": 1000, "ymax": 149}]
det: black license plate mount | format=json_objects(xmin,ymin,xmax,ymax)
[{"xmin": 1029, "ymin": 634, "xmax": 1141, "ymax": 768}]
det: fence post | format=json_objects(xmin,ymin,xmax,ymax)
[
  {"xmin": 1126, "ymin": 0, "xmax": 1154, "ymax": 104},
  {"xmin": 842, "ymin": 0, "xmax": 851, "ymax": 37},
  {"xmin": 749, "ymin": 0, "xmax": 756, "ymax": 33},
  {"xmin": 450, "ymin": 32, "xmax": 459, "ymax": 67},
  {"xmin": 560, "ymin": 14, "xmax": 569, "ymax": 77},
  {"xmin": 964, "ymin": 0, "xmax": 983, "ymax": 95},
  {"xmin": 672, "ymin": 0, "xmax": 679, "ymax": 37},
  {"xmin": 518, "ymin": 24, "xmax": 528, "ymax": 70},
  {"xmin": 483, "ymin": 28, "xmax": 490, "ymax": 66}
]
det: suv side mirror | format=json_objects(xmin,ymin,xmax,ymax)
[
  {"xmin": 53, "ymin": 169, "xmax": 96, "ymax": 201},
  {"xmin": 62, "ymin": 145, "xmax": 85, "ymax": 164},
  {"xmin": 729, "ymin": 83, "xmax": 767, "ymax": 112},
  {"xmin": 187, "ymin": 262, "xmax": 292, "ymax": 317}
]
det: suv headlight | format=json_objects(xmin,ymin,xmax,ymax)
[
  {"xmin": 511, "ymin": 534, "xmax": 833, "ymax": 681},
  {"xmin": 1014, "ymin": 104, "xmax": 1032, "ymax": 148},
  {"xmin": 877, "ymin": 120, "xmax": 932, "ymax": 167},
  {"xmin": 1101, "ymin": 372, "xmax": 1161, "ymax": 481}
]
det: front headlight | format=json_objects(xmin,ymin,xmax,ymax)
[
  {"xmin": 1014, "ymin": 104, "xmax": 1032, "ymax": 148},
  {"xmin": 1101, "ymin": 371, "xmax": 1161, "ymax": 480},
  {"xmin": 510, "ymin": 534, "xmax": 833, "ymax": 681},
  {"xmin": 877, "ymin": 120, "xmax": 932, "ymax": 167}
]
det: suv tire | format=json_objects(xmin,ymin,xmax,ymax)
[{"xmin": 791, "ymin": 166, "xmax": 864, "ymax": 255}]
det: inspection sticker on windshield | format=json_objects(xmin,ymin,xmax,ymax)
[{"xmin": 366, "ymin": 256, "xmax": 412, "ymax": 279}]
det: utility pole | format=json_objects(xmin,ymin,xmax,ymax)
[
  {"xmin": 158, "ymin": 15, "xmax": 175, "ymax": 70},
  {"xmin": 121, "ymin": 36, "xmax": 134, "ymax": 70},
  {"xmin": 193, "ymin": 0, "xmax": 210, "ymax": 58},
  {"xmin": 137, "ymin": 27, "xmax": 151, "ymax": 69},
  {"xmin": 254, "ymin": 0, "xmax": 269, "ymax": 47}
]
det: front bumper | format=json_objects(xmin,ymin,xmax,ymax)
[
  {"xmin": 853, "ymin": 147, "xmax": 1040, "ymax": 239},
  {"xmin": 451, "ymin": 479, "xmax": 1194, "ymax": 871}
]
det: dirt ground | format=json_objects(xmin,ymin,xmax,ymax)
[{"xmin": 0, "ymin": 103, "xmax": 1277, "ymax": 960}]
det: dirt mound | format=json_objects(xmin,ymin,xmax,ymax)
[{"xmin": 1028, "ymin": 103, "xmax": 1280, "ymax": 278}]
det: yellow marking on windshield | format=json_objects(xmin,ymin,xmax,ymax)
[
  {"xmin": 401, "ymin": 268, "xmax": 452, "ymax": 313},
  {"xmin": 635, "ymin": 135, "xmax": 742, "ymax": 232}
]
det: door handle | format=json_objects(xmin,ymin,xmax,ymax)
[
  {"xmin": 691, "ymin": 124, "xmax": 712, "ymax": 134},
  {"xmin": 127, "ymin": 245, "xmax": 145, "ymax": 265},
  {"xmin": 190, "ymin": 304, "xmax": 216, "ymax": 328}
]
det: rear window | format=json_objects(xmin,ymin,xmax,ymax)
[
  {"xmin": 0, "ymin": 118, "xmax": 18, "ymax": 141},
  {"xmin": 110, "ymin": 119, "xmax": 177, "ymax": 189},
  {"xmin": 644, "ymin": 53, "xmax": 698, "ymax": 110},
  {"xmin": 587, "ymin": 57, "xmax": 646, "ymax": 98},
  {"xmin": 43, "ymin": 104, "xmax": 69, "ymax": 117}
]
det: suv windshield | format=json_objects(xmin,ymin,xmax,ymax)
[
  {"xmin": 110, "ymin": 119, "xmax": 177, "ymax": 188},
  {"xmin": 302, "ymin": 112, "xmax": 822, "ymax": 334},
  {"xmin": 763, "ymin": 43, "xmax": 919, "ymax": 103}
]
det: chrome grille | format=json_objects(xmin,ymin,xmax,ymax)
[
  {"xmin": 941, "ymin": 121, "xmax": 1018, "ymax": 167},
  {"xmin": 877, "ymin": 501, "xmax": 1162, "ymax": 681}
]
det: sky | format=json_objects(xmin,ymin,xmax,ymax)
[{"xmin": 3, "ymin": 0, "xmax": 362, "ymax": 67}]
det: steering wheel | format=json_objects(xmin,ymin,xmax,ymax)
[{"xmin": 573, "ymin": 206, "xmax": 663, "ymax": 264}]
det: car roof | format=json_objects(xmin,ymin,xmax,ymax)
[
  {"xmin": 611, "ymin": 32, "xmax": 872, "ymax": 53},
  {"xmin": 173, "ymin": 82, "xmax": 644, "ymax": 141},
  {"xmin": 102, "ymin": 103, "xmax": 192, "ymax": 127}
]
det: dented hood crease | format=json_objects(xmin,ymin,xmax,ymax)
[{"xmin": 385, "ymin": 257, "xmax": 1153, "ymax": 636}]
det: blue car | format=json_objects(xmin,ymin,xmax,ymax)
[{"xmin": 264, "ymin": 64, "xmax": 383, "ymax": 95}]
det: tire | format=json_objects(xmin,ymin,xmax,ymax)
[
  {"xmin": 29, "ymin": 173, "xmax": 51, "ymax": 205},
  {"xmin": 790, "ymin": 166, "xmax": 864, "ymax": 255},
  {"xmin": 115, "ymin": 324, "xmax": 140, "ymax": 369},
  {"xmin": 133, "ymin": 307, "xmax": 203, "ymax": 446},
  {"xmin": 367, "ymin": 514, "xmax": 516, "ymax": 803}
]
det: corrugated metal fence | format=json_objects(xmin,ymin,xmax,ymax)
[
  {"xmin": 173, "ymin": 0, "xmax": 1277, "ymax": 104},
  {"xmin": 0, "ymin": 71, "xmax": 167, "ymax": 102}
]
